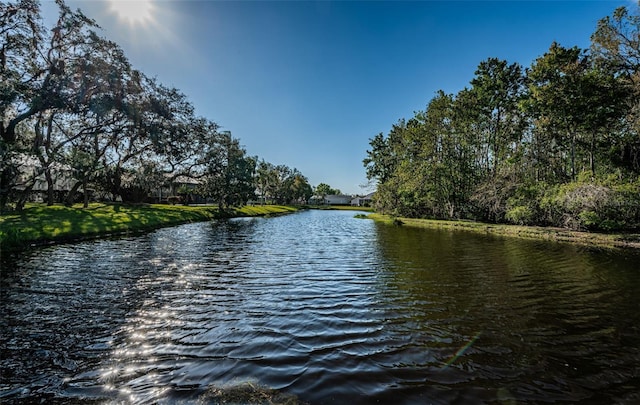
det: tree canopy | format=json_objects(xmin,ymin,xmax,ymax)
[
  {"xmin": 0, "ymin": 0, "xmax": 313, "ymax": 211},
  {"xmin": 365, "ymin": 4, "xmax": 640, "ymax": 231}
]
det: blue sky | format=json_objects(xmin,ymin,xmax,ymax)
[{"xmin": 43, "ymin": 0, "xmax": 629, "ymax": 194}]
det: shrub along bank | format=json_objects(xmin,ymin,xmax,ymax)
[{"xmin": 0, "ymin": 204, "xmax": 299, "ymax": 250}]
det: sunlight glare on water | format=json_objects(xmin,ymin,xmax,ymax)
[{"xmin": 1, "ymin": 210, "xmax": 639, "ymax": 404}]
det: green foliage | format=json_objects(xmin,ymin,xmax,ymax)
[
  {"xmin": 535, "ymin": 177, "xmax": 640, "ymax": 231},
  {"xmin": 0, "ymin": 0, "xmax": 309, "ymax": 213},
  {"xmin": 197, "ymin": 132, "xmax": 256, "ymax": 209},
  {"xmin": 314, "ymin": 183, "xmax": 341, "ymax": 197},
  {"xmin": 364, "ymin": 4, "xmax": 640, "ymax": 232},
  {"xmin": 578, "ymin": 210, "xmax": 602, "ymax": 229},
  {"xmin": 363, "ymin": 132, "xmax": 396, "ymax": 184},
  {"xmin": 254, "ymin": 160, "xmax": 310, "ymax": 205},
  {"xmin": 505, "ymin": 205, "xmax": 535, "ymax": 226}
]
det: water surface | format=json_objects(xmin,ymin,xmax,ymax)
[{"xmin": 1, "ymin": 210, "xmax": 639, "ymax": 403}]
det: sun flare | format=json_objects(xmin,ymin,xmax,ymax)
[{"xmin": 108, "ymin": 0, "xmax": 155, "ymax": 26}]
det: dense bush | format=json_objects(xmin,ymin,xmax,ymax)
[{"xmin": 536, "ymin": 178, "xmax": 640, "ymax": 231}]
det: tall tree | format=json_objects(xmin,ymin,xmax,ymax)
[
  {"xmin": 255, "ymin": 159, "xmax": 276, "ymax": 204},
  {"xmin": 466, "ymin": 58, "xmax": 526, "ymax": 221},
  {"xmin": 199, "ymin": 131, "xmax": 255, "ymax": 210},
  {"xmin": 363, "ymin": 120, "xmax": 407, "ymax": 214},
  {"xmin": 421, "ymin": 90, "xmax": 469, "ymax": 218},
  {"xmin": 288, "ymin": 171, "xmax": 313, "ymax": 204},
  {"xmin": 468, "ymin": 58, "xmax": 526, "ymax": 175},
  {"xmin": 591, "ymin": 3, "xmax": 640, "ymax": 175},
  {"xmin": 524, "ymin": 43, "xmax": 590, "ymax": 182},
  {"xmin": 1, "ymin": 0, "xmax": 99, "ymax": 209},
  {"xmin": 363, "ymin": 132, "xmax": 396, "ymax": 185}
]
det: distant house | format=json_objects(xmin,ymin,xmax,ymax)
[
  {"xmin": 14, "ymin": 155, "xmax": 77, "ymax": 202},
  {"xmin": 308, "ymin": 195, "xmax": 323, "ymax": 205},
  {"xmin": 309, "ymin": 194, "xmax": 353, "ymax": 205},
  {"xmin": 326, "ymin": 194, "xmax": 352, "ymax": 205},
  {"xmin": 150, "ymin": 175, "xmax": 203, "ymax": 204},
  {"xmin": 351, "ymin": 192, "xmax": 375, "ymax": 207}
]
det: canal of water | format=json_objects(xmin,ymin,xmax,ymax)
[{"xmin": 1, "ymin": 209, "xmax": 639, "ymax": 404}]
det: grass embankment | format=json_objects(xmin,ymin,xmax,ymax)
[
  {"xmin": 0, "ymin": 203, "xmax": 299, "ymax": 250},
  {"xmin": 368, "ymin": 213, "xmax": 640, "ymax": 250}
]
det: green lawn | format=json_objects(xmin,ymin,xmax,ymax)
[{"xmin": 0, "ymin": 203, "xmax": 299, "ymax": 249}]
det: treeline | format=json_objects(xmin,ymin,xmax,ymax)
[
  {"xmin": 0, "ymin": 0, "xmax": 313, "ymax": 212},
  {"xmin": 364, "ymin": 5, "xmax": 640, "ymax": 231}
]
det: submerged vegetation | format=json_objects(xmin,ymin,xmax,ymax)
[
  {"xmin": 0, "ymin": 203, "xmax": 298, "ymax": 249},
  {"xmin": 364, "ymin": 4, "xmax": 640, "ymax": 233}
]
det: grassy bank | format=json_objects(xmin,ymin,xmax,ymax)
[
  {"xmin": 368, "ymin": 213, "xmax": 640, "ymax": 250},
  {"xmin": 0, "ymin": 203, "xmax": 299, "ymax": 250}
]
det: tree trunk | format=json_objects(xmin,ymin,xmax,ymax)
[
  {"xmin": 570, "ymin": 131, "xmax": 576, "ymax": 181},
  {"xmin": 64, "ymin": 181, "xmax": 82, "ymax": 207},
  {"xmin": 45, "ymin": 167, "xmax": 55, "ymax": 206},
  {"xmin": 589, "ymin": 132, "xmax": 596, "ymax": 176},
  {"xmin": 15, "ymin": 182, "xmax": 36, "ymax": 211},
  {"xmin": 0, "ymin": 168, "xmax": 12, "ymax": 213},
  {"xmin": 83, "ymin": 176, "xmax": 89, "ymax": 208}
]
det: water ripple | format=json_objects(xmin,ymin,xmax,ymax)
[{"xmin": 2, "ymin": 210, "xmax": 640, "ymax": 404}]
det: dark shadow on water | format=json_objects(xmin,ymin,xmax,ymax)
[{"xmin": 371, "ymin": 221, "xmax": 640, "ymax": 403}]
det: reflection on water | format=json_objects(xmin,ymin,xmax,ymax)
[
  {"xmin": 372, "ymin": 225, "xmax": 640, "ymax": 403},
  {"xmin": 1, "ymin": 210, "xmax": 639, "ymax": 404}
]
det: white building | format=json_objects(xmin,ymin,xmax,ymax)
[
  {"xmin": 309, "ymin": 194, "xmax": 353, "ymax": 205},
  {"xmin": 351, "ymin": 192, "xmax": 375, "ymax": 207},
  {"xmin": 14, "ymin": 155, "xmax": 76, "ymax": 201}
]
